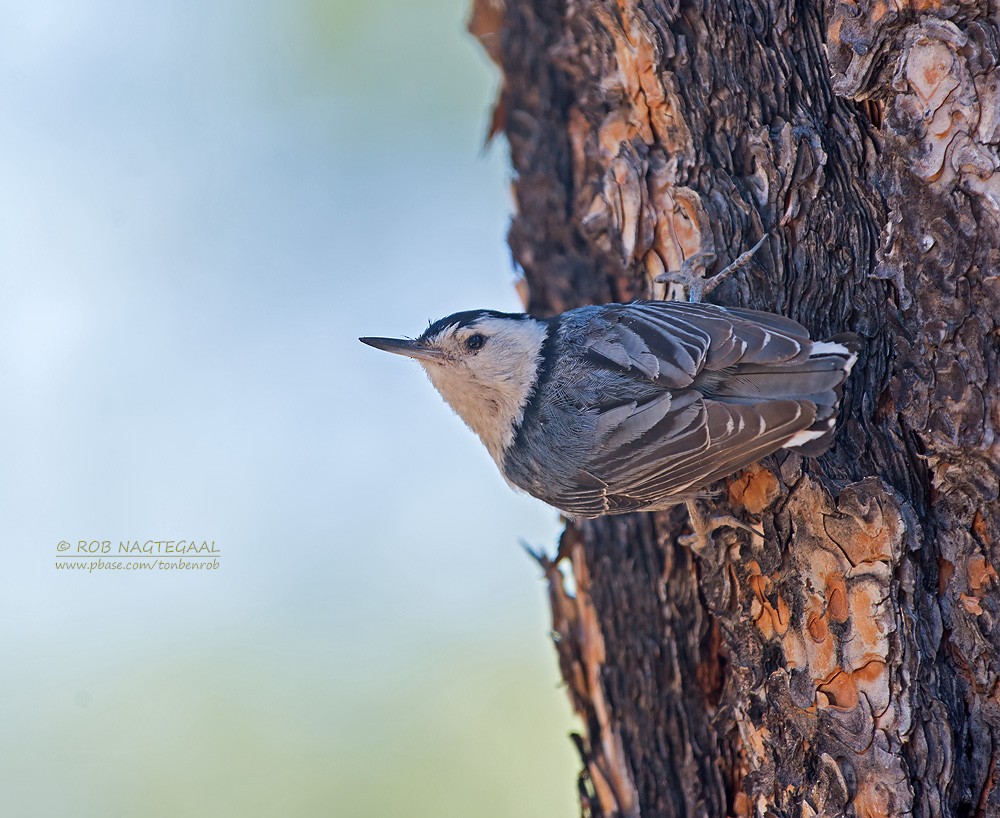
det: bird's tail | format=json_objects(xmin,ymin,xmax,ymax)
[{"xmin": 703, "ymin": 332, "xmax": 860, "ymax": 456}]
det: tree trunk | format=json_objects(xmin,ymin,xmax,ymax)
[{"xmin": 470, "ymin": 1, "xmax": 1000, "ymax": 816}]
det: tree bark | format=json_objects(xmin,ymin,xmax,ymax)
[{"xmin": 470, "ymin": 1, "xmax": 1000, "ymax": 816}]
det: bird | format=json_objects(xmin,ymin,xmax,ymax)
[{"xmin": 360, "ymin": 300, "xmax": 858, "ymax": 521}]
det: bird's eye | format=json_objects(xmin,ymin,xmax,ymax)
[{"xmin": 465, "ymin": 333, "xmax": 486, "ymax": 351}]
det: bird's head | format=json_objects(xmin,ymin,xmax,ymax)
[{"xmin": 360, "ymin": 310, "xmax": 549, "ymax": 462}]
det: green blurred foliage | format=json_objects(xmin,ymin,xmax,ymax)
[{"xmin": 11, "ymin": 637, "xmax": 577, "ymax": 817}]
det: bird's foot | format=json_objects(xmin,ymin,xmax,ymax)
[
  {"xmin": 678, "ymin": 500, "xmax": 764, "ymax": 553},
  {"xmin": 655, "ymin": 250, "xmax": 716, "ymax": 302},
  {"xmin": 656, "ymin": 233, "xmax": 771, "ymax": 303}
]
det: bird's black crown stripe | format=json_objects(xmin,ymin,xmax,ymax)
[{"xmin": 419, "ymin": 309, "xmax": 530, "ymax": 341}]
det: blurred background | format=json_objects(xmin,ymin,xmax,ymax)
[{"xmin": 0, "ymin": 1, "xmax": 578, "ymax": 816}]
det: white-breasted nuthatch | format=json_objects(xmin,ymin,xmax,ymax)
[{"xmin": 360, "ymin": 301, "xmax": 858, "ymax": 519}]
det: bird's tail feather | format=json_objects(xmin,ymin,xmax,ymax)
[
  {"xmin": 785, "ymin": 332, "xmax": 859, "ymax": 454},
  {"xmin": 700, "ymin": 332, "xmax": 860, "ymax": 456}
]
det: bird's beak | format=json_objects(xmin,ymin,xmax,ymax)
[{"xmin": 359, "ymin": 336, "xmax": 446, "ymax": 363}]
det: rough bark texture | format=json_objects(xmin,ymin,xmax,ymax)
[{"xmin": 470, "ymin": 0, "xmax": 1000, "ymax": 816}]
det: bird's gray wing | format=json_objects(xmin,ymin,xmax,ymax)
[
  {"xmin": 556, "ymin": 390, "xmax": 816, "ymax": 517},
  {"xmin": 580, "ymin": 301, "xmax": 812, "ymax": 383},
  {"xmin": 555, "ymin": 302, "xmax": 819, "ymax": 517}
]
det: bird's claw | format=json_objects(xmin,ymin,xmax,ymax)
[
  {"xmin": 679, "ymin": 500, "xmax": 764, "ymax": 553},
  {"xmin": 655, "ymin": 250, "xmax": 717, "ymax": 302},
  {"xmin": 655, "ymin": 233, "xmax": 771, "ymax": 303}
]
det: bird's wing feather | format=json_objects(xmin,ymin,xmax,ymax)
[
  {"xmin": 581, "ymin": 304, "xmax": 708, "ymax": 387},
  {"xmin": 553, "ymin": 302, "xmax": 822, "ymax": 517},
  {"xmin": 557, "ymin": 392, "xmax": 816, "ymax": 517},
  {"xmin": 580, "ymin": 301, "xmax": 812, "ymax": 386}
]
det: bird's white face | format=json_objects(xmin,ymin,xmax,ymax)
[
  {"xmin": 360, "ymin": 312, "xmax": 548, "ymax": 465},
  {"xmin": 416, "ymin": 315, "xmax": 548, "ymax": 464}
]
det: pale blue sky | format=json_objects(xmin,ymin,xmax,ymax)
[{"xmin": 0, "ymin": 2, "xmax": 576, "ymax": 815}]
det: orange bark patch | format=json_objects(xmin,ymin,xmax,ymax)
[
  {"xmin": 828, "ymin": 16, "xmax": 843, "ymax": 47},
  {"xmin": 897, "ymin": 0, "xmax": 946, "ymax": 9},
  {"xmin": 853, "ymin": 660, "xmax": 891, "ymax": 715},
  {"xmin": 961, "ymin": 593, "xmax": 984, "ymax": 615},
  {"xmin": 753, "ymin": 476, "xmax": 908, "ymax": 811},
  {"xmin": 842, "ymin": 528, "xmax": 891, "ymax": 566},
  {"xmin": 967, "ymin": 555, "xmax": 997, "ymax": 592},
  {"xmin": 807, "ymin": 611, "xmax": 829, "ymax": 643},
  {"xmin": 729, "ymin": 467, "xmax": 780, "ymax": 514},
  {"xmin": 593, "ymin": 4, "xmax": 692, "ymax": 154},
  {"xmin": 817, "ymin": 670, "xmax": 859, "ymax": 710},
  {"xmin": 795, "ymin": 597, "xmax": 838, "ymax": 681},
  {"xmin": 746, "ymin": 725, "xmax": 772, "ymax": 761},
  {"xmin": 598, "ymin": 111, "xmax": 639, "ymax": 158},
  {"xmin": 854, "ymin": 776, "xmax": 893, "ymax": 818},
  {"xmin": 782, "ymin": 479, "xmax": 904, "ymax": 710},
  {"xmin": 972, "ymin": 510, "xmax": 994, "ymax": 547},
  {"xmin": 824, "ymin": 498, "xmax": 895, "ymax": 566},
  {"xmin": 815, "ymin": 660, "xmax": 888, "ymax": 714},
  {"xmin": 849, "ymin": 585, "xmax": 889, "ymax": 650},
  {"xmin": 825, "ymin": 574, "xmax": 850, "ymax": 623},
  {"xmin": 749, "ymin": 571, "xmax": 790, "ymax": 639}
]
